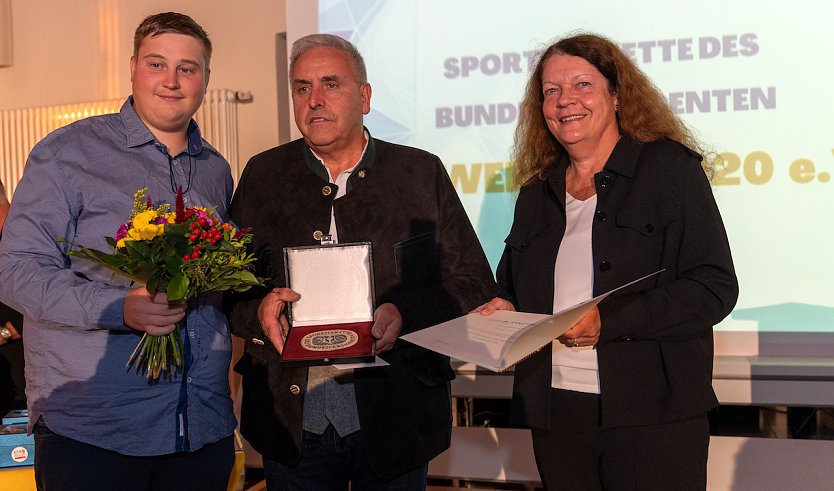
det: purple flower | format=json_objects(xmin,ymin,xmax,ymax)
[
  {"xmin": 195, "ymin": 209, "xmax": 211, "ymax": 222},
  {"xmin": 114, "ymin": 222, "xmax": 130, "ymax": 242},
  {"xmin": 154, "ymin": 217, "xmax": 168, "ymax": 225}
]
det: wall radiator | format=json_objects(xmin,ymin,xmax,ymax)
[{"xmin": 0, "ymin": 89, "xmax": 241, "ymax": 200}]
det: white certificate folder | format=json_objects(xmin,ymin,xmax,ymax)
[{"xmin": 402, "ymin": 271, "xmax": 662, "ymax": 372}]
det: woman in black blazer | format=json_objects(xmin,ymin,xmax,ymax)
[{"xmin": 475, "ymin": 33, "xmax": 738, "ymax": 490}]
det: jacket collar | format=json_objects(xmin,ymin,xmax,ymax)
[
  {"xmin": 302, "ymin": 127, "xmax": 376, "ymax": 191},
  {"xmin": 546, "ymin": 134, "xmax": 643, "ymax": 184},
  {"xmin": 601, "ymin": 134, "xmax": 643, "ymax": 179},
  {"xmin": 544, "ymin": 134, "xmax": 643, "ymax": 207}
]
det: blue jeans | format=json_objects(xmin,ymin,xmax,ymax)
[{"xmin": 263, "ymin": 425, "xmax": 428, "ymax": 491}]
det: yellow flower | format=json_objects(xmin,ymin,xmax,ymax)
[
  {"xmin": 132, "ymin": 210, "xmax": 158, "ymax": 228},
  {"xmin": 141, "ymin": 224, "xmax": 164, "ymax": 240},
  {"xmin": 125, "ymin": 223, "xmax": 164, "ymax": 242}
]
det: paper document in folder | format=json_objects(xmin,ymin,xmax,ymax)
[
  {"xmin": 402, "ymin": 270, "xmax": 662, "ymax": 371},
  {"xmin": 402, "ymin": 301, "xmax": 596, "ymax": 372}
]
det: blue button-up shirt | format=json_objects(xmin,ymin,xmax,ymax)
[{"xmin": 0, "ymin": 97, "xmax": 236, "ymax": 456}]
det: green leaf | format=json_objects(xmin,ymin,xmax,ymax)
[
  {"xmin": 147, "ymin": 275, "xmax": 161, "ymax": 295},
  {"xmin": 136, "ymin": 262, "xmax": 160, "ymax": 283},
  {"xmin": 165, "ymin": 223, "xmax": 190, "ymax": 236},
  {"xmin": 167, "ymin": 274, "xmax": 189, "ymax": 301},
  {"xmin": 215, "ymin": 241, "xmax": 235, "ymax": 252},
  {"xmin": 68, "ymin": 247, "xmax": 147, "ymax": 286},
  {"xmin": 165, "ymin": 255, "xmax": 184, "ymax": 276},
  {"xmin": 164, "ymin": 227, "xmax": 191, "ymax": 254},
  {"xmin": 125, "ymin": 239, "xmax": 152, "ymax": 258},
  {"xmin": 237, "ymin": 270, "xmax": 259, "ymax": 281}
]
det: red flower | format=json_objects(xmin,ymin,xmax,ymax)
[
  {"xmin": 234, "ymin": 227, "xmax": 254, "ymax": 240},
  {"xmin": 175, "ymin": 186, "xmax": 185, "ymax": 224}
]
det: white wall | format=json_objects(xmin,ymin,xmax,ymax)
[{"xmin": 0, "ymin": 0, "xmax": 286, "ymax": 172}]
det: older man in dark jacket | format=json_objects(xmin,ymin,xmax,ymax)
[{"xmin": 228, "ymin": 34, "xmax": 496, "ymax": 490}]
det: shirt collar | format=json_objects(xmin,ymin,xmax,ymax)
[
  {"xmin": 120, "ymin": 96, "xmax": 204, "ymax": 156},
  {"xmin": 303, "ymin": 127, "xmax": 376, "ymax": 184}
]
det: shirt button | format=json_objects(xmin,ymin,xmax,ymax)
[
  {"xmin": 595, "ymin": 210, "xmax": 607, "ymax": 222},
  {"xmin": 289, "ymin": 385, "xmax": 301, "ymax": 395},
  {"xmin": 599, "ymin": 260, "xmax": 611, "ymax": 272},
  {"xmin": 189, "ymin": 330, "xmax": 195, "ymax": 338},
  {"xmin": 645, "ymin": 223, "xmax": 655, "ymax": 233},
  {"xmin": 322, "ymin": 186, "xmax": 332, "ymax": 196},
  {"xmin": 313, "ymin": 230, "xmax": 323, "ymax": 241},
  {"xmin": 187, "ymin": 376, "xmax": 193, "ymax": 383},
  {"xmin": 357, "ymin": 170, "xmax": 366, "ymax": 179}
]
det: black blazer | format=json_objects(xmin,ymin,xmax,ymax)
[
  {"xmin": 228, "ymin": 137, "xmax": 497, "ymax": 478},
  {"xmin": 500, "ymin": 136, "xmax": 738, "ymax": 429}
]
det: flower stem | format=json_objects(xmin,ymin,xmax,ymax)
[
  {"xmin": 128, "ymin": 326, "xmax": 184, "ymax": 381},
  {"xmin": 126, "ymin": 334, "xmax": 148, "ymax": 368}
]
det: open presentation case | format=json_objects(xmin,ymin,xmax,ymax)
[{"xmin": 281, "ymin": 242, "xmax": 376, "ymax": 365}]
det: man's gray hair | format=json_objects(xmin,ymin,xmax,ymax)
[{"xmin": 290, "ymin": 34, "xmax": 368, "ymax": 83}]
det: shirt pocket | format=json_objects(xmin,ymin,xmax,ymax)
[
  {"xmin": 504, "ymin": 226, "xmax": 528, "ymax": 252},
  {"xmin": 615, "ymin": 200, "xmax": 678, "ymax": 237},
  {"xmin": 409, "ymin": 352, "xmax": 456, "ymax": 387},
  {"xmin": 501, "ymin": 217, "xmax": 554, "ymax": 299},
  {"xmin": 393, "ymin": 231, "xmax": 438, "ymax": 282},
  {"xmin": 504, "ymin": 215, "xmax": 550, "ymax": 252}
]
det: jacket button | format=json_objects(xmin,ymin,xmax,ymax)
[
  {"xmin": 645, "ymin": 223, "xmax": 654, "ymax": 233},
  {"xmin": 289, "ymin": 385, "xmax": 301, "ymax": 395},
  {"xmin": 251, "ymin": 338, "xmax": 265, "ymax": 346},
  {"xmin": 599, "ymin": 260, "xmax": 611, "ymax": 272},
  {"xmin": 595, "ymin": 210, "xmax": 607, "ymax": 222},
  {"xmin": 322, "ymin": 185, "xmax": 332, "ymax": 196},
  {"xmin": 600, "ymin": 175, "xmax": 612, "ymax": 187},
  {"xmin": 313, "ymin": 230, "xmax": 323, "ymax": 241}
]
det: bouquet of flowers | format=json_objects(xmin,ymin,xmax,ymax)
[{"xmin": 68, "ymin": 187, "xmax": 263, "ymax": 380}]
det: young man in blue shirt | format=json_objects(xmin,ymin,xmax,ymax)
[{"xmin": 0, "ymin": 12, "xmax": 235, "ymax": 490}]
